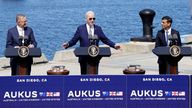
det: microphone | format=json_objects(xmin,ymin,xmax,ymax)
[
  {"xmin": 19, "ymin": 36, "xmax": 24, "ymax": 46},
  {"xmin": 172, "ymin": 33, "xmax": 178, "ymax": 39},
  {"xmin": 23, "ymin": 36, "xmax": 29, "ymax": 46},
  {"xmin": 93, "ymin": 34, "xmax": 98, "ymax": 40},
  {"xmin": 89, "ymin": 34, "xmax": 98, "ymax": 45},
  {"xmin": 168, "ymin": 34, "xmax": 172, "ymax": 40},
  {"xmin": 88, "ymin": 33, "xmax": 93, "ymax": 45},
  {"xmin": 19, "ymin": 35, "xmax": 29, "ymax": 46},
  {"xmin": 168, "ymin": 33, "xmax": 178, "ymax": 46},
  {"xmin": 88, "ymin": 34, "xmax": 93, "ymax": 40}
]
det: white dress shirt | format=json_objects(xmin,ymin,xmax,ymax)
[
  {"xmin": 86, "ymin": 24, "xmax": 94, "ymax": 37},
  {"xmin": 17, "ymin": 25, "xmax": 25, "ymax": 37}
]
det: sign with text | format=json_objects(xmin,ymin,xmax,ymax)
[
  {"xmin": 0, "ymin": 76, "xmax": 64, "ymax": 108},
  {"xmin": 0, "ymin": 75, "xmax": 190, "ymax": 108},
  {"xmin": 126, "ymin": 75, "xmax": 189, "ymax": 108},
  {"xmin": 63, "ymin": 75, "xmax": 127, "ymax": 108}
]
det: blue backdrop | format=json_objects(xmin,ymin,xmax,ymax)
[{"xmin": 0, "ymin": 75, "xmax": 190, "ymax": 108}]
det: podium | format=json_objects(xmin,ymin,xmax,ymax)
[
  {"xmin": 5, "ymin": 48, "xmax": 41, "ymax": 75},
  {"xmin": 74, "ymin": 47, "xmax": 111, "ymax": 74},
  {"xmin": 152, "ymin": 46, "xmax": 192, "ymax": 74}
]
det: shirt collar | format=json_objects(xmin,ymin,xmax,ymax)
[
  {"xmin": 164, "ymin": 28, "xmax": 171, "ymax": 34},
  {"xmin": 86, "ymin": 23, "xmax": 94, "ymax": 28},
  {"xmin": 17, "ymin": 25, "xmax": 24, "ymax": 31}
]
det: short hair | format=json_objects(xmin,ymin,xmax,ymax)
[
  {"xmin": 16, "ymin": 14, "xmax": 26, "ymax": 22},
  {"xmin": 85, "ymin": 11, "xmax": 95, "ymax": 18},
  {"xmin": 162, "ymin": 16, "xmax": 172, "ymax": 24}
]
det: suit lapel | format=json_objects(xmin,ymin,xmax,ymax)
[
  {"xmin": 13, "ymin": 26, "xmax": 20, "ymax": 45},
  {"xmin": 161, "ymin": 30, "xmax": 167, "ymax": 46},
  {"xmin": 84, "ymin": 24, "xmax": 89, "ymax": 37},
  {"xmin": 171, "ymin": 29, "xmax": 175, "ymax": 35},
  {"xmin": 83, "ymin": 24, "xmax": 90, "ymax": 45},
  {"xmin": 94, "ymin": 25, "xmax": 98, "ymax": 35},
  {"xmin": 24, "ymin": 27, "xmax": 29, "ymax": 38},
  {"xmin": 13, "ymin": 26, "xmax": 19, "ymax": 38}
]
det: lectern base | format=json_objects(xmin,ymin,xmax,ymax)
[
  {"xmin": 17, "ymin": 64, "xmax": 28, "ymax": 75},
  {"xmin": 47, "ymin": 70, "xmax": 69, "ymax": 75},
  {"xmin": 87, "ymin": 63, "xmax": 98, "ymax": 75},
  {"xmin": 166, "ymin": 63, "xmax": 178, "ymax": 74}
]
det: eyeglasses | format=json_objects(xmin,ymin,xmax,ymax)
[{"xmin": 89, "ymin": 18, "xmax": 96, "ymax": 21}]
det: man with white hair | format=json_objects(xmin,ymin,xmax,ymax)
[{"xmin": 63, "ymin": 10, "xmax": 120, "ymax": 75}]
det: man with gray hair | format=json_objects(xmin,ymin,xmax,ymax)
[
  {"xmin": 6, "ymin": 14, "xmax": 37, "ymax": 75},
  {"xmin": 63, "ymin": 10, "xmax": 120, "ymax": 75}
]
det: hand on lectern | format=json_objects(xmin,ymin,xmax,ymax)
[
  {"xmin": 114, "ymin": 45, "xmax": 121, "ymax": 50},
  {"xmin": 28, "ymin": 44, "xmax": 34, "ymax": 48},
  {"xmin": 14, "ymin": 46, "xmax": 20, "ymax": 48},
  {"xmin": 62, "ymin": 43, "xmax": 69, "ymax": 49}
]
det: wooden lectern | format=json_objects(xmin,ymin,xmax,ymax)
[
  {"xmin": 152, "ymin": 46, "xmax": 192, "ymax": 74},
  {"xmin": 5, "ymin": 48, "xmax": 41, "ymax": 75},
  {"xmin": 74, "ymin": 47, "xmax": 111, "ymax": 74}
]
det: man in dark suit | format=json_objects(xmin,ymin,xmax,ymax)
[
  {"xmin": 155, "ymin": 16, "xmax": 181, "ymax": 74},
  {"xmin": 6, "ymin": 14, "xmax": 37, "ymax": 75},
  {"xmin": 63, "ymin": 11, "xmax": 120, "ymax": 75}
]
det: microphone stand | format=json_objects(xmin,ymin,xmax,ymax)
[
  {"xmin": 87, "ymin": 34, "xmax": 99, "ymax": 74},
  {"xmin": 17, "ymin": 36, "xmax": 29, "ymax": 75}
]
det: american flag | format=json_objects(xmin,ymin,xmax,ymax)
[
  {"xmin": 53, "ymin": 92, "xmax": 60, "ymax": 97},
  {"xmin": 116, "ymin": 91, "xmax": 123, "ymax": 96},
  {"xmin": 178, "ymin": 91, "xmax": 185, "ymax": 96}
]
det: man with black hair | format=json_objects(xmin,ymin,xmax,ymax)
[{"xmin": 155, "ymin": 16, "xmax": 181, "ymax": 74}]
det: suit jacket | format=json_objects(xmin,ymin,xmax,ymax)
[
  {"xmin": 155, "ymin": 28, "xmax": 182, "ymax": 64},
  {"xmin": 67, "ymin": 24, "xmax": 116, "ymax": 63},
  {"xmin": 6, "ymin": 26, "xmax": 37, "ymax": 64},
  {"xmin": 68, "ymin": 24, "xmax": 115, "ymax": 48},
  {"xmin": 6, "ymin": 26, "xmax": 37, "ymax": 48}
]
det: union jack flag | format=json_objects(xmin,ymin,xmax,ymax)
[
  {"xmin": 47, "ymin": 92, "xmax": 54, "ymax": 97},
  {"xmin": 172, "ymin": 91, "xmax": 178, "ymax": 96},
  {"xmin": 109, "ymin": 91, "xmax": 116, "ymax": 96}
]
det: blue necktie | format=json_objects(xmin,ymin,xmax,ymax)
[{"xmin": 165, "ymin": 31, "xmax": 169, "ymax": 46}]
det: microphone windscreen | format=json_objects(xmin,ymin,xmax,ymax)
[
  {"xmin": 168, "ymin": 35, "xmax": 172, "ymax": 40},
  {"xmin": 94, "ymin": 34, "xmax": 98, "ymax": 40},
  {"xmin": 19, "ymin": 36, "xmax": 24, "ymax": 39},
  {"xmin": 172, "ymin": 34, "xmax": 178, "ymax": 39},
  {"xmin": 24, "ymin": 36, "xmax": 28, "ymax": 40}
]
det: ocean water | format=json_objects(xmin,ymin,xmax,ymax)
[{"xmin": 0, "ymin": 0, "xmax": 192, "ymax": 60}]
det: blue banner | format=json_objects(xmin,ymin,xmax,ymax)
[
  {"xmin": 0, "ymin": 75, "xmax": 190, "ymax": 108},
  {"xmin": 126, "ymin": 75, "xmax": 189, "ymax": 108},
  {"xmin": 0, "ymin": 76, "xmax": 64, "ymax": 108},
  {"xmin": 63, "ymin": 75, "xmax": 127, "ymax": 108}
]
